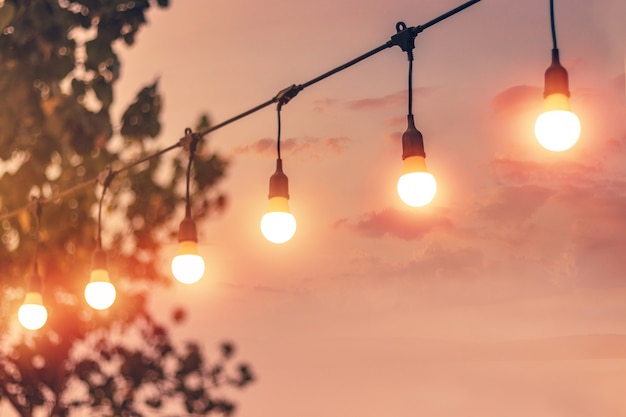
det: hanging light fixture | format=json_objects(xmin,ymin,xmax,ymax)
[
  {"xmin": 261, "ymin": 98, "xmax": 297, "ymax": 244},
  {"xmin": 18, "ymin": 200, "xmax": 48, "ymax": 331},
  {"xmin": 534, "ymin": 0, "xmax": 581, "ymax": 152},
  {"xmin": 171, "ymin": 129, "xmax": 205, "ymax": 284},
  {"xmin": 393, "ymin": 22, "xmax": 437, "ymax": 207},
  {"xmin": 85, "ymin": 169, "xmax": 117, "ymax": 310}
]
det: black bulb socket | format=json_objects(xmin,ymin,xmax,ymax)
[
  {"xmin": 178, "ymin": 215, "xmax": 198, "ymax": 243},
  {"xmin": 91, "ymin": 247, "xmax": 108, "ymax": 270},
  {"xmin": 26, "ymin": 265, "xmax": 44, "ymax": 293},
  {"xmin": 544, "ymin": 49, "xmax": 570, "ymax": 98},
  {"xmin": 268, "ymin": 158, "xmax": 289, "ymax": 199},
  {"xmin": 401, "ymin": 115, "xmax": 426, "ymax": 160}
]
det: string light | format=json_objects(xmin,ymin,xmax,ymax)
[
  {"xmin": 0, "ymin": 0, "xmax": 526, "ymax": 323},
  {"xmin": 534, "ymin": 0, "xmax": 581, "ymax": 152},
  {"xmin": 84, "ymin": 168, "xmax": 117, "ymax": 310},
  {"xmin": 171, "ymin": 129, "xmax": 205, "ymax": 284},
  {"xmin": 393, "ymin": 22, "xmax": 437, "ymax": 207},
  {"xmin": 18, "ymin": 199, "xmax": 48, "ymax": 331},
  {"xmin": 261, "ymin": 93, "xmax": 297, "ymax": 244}
]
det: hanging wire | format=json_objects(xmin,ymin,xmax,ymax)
[
  {"xmin": 549, "ymin": 0, "xmax": 558, "ymax": 50},
  {"xmin": 408, "ymin": 52, "xmax": 414, "ymax": 116},
  {"xmin": 0, "ymin": 0, "xmax": 481, "ymax": 223},
  {"xmin": 30, "ymin": 197, "xmax": 42, "ymax": 272},
  {"xmin": 183, "ymin": 127, "xmax": 199, "ymax": 218},
  {"xmin": 276, "ymin": 104, "xmax": 283, "ymax": 160},
  {"xmin": 97, "ymin": 167, "xmax": 117, "ymax": 249}
]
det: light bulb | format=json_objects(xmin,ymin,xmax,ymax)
[
  {"xmin": 397, "ymin": 155, "xmax": 437, "ymax": 207},
  {"xmin": 535, "ymin": 93, "xmax": 581, "ymax": 152},
  {"xmin": 262, "ymin": 158, "xmax": 296, "ymax": 244},
  {"xmin": 18, "ymin": 292, "xmax": 48, "ymax": 330},
  {"xmin": 261, "ymin": 196, "xmax": 296, "ymax": 244},
  {"xmin": 85, "ymin": 269, "xmax": 116, "ymax": 310},
  {"xmin": 171, "ymin": 240, "xmax": 205, "ymax": 284}
]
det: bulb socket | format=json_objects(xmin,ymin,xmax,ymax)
[
  {"xmin": 268, "ymin": 158, "xmax": 290, "ymax": 199},
  {"xmin": 178, "ymin": 215, "xmax": 198, "ymax": 243},
  {"xmin": 26, "ymin": 267, "xmax": 44, "ymax": 294},
  {"xmin": 91, "ymin": 248, "xmax": 108, "ymax": 270},
  {"xmin": 401, "ymin": 115, "xmax": 426, "ymax": 160},
  {"xmin": 543, "ymin": 49, "xmax": 570, "ymax": 98}
]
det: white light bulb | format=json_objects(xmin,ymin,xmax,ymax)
[
  {"xmin": 171, "ymin": 241, "xmax": 205, "ymax": 284},
  {"xmin": 85, "ymin": 269, "xmax": 116, "ymax": 310},
  {"xmin": 535, "ymin": 93, "xmax": 581, "ymax": 152},
  {"xmin": 535, "ymin": 110, "xmax": 581, "ymax": 152},
  {"xmin": 18, "ymin": 292, "xmax": 48, "ymax": 330},
  {"xmin": 261, "ymin": 196, "xmax": 296, "ymax": 244},
  {"xmin": 397, "ymin": 156, "xmax": 437, "ymax": 207}
]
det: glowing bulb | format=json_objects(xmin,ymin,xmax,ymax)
[
  {"xmin": 18, "ymin": 292, "xmax": 48, "ymax": 330},
  {"xmin": 535, "ymin": 93, "xmax": 581, "ymax": 152},
  {"xmin": 171, "ymin": 241, "xmax": 205, "ymax": 284},
  {"xmin": 397, "ymin": 155, "xmax": 437, "ymax": 207},
  {"xmin": 85, "ymin": 269, "xmax": 116, "ymax": 310},
  {"xmin": 261, "ymin": 196, "xmax": 296, "ymax": 244}
]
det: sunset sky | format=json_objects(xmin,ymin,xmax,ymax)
[{"xmin": 112, "ymin": 0, "xmax": 626, "ymax": 415}]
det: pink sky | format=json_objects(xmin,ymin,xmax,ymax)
[{"xmin": 110, "ymin": 0, "xmax": 626, "ymax": 415}]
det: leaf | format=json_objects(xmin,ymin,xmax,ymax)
[
  {"xmin": 0, "ymin": 3, "xmax": 15, "ymax": 31},
  {"xmin": 120, "ymin": 81, "xmax": 161, "ymax": 139},
  {"xmin": 221, "ymin": 342, "xmax": 234, "ymax": 359},
  {"xmin": 92, "ymin": 77, "xmax": 114, "ymax": 111},
  {"xmin": 85, "ymin": 39, "xmax": 113, "ymax": 72},
  {"xmin": 71, "ymin": 79, "xmax": 86, "ymax": 98},
  {"xmin": 145, "ymin": 398, "xmax": 162, "ymax": 408}
]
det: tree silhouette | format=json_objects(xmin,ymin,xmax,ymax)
[{"xmin": 0, "ymin": 1, "xmax": 252, "ymax": 415}]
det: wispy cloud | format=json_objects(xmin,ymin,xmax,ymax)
[
  {"xmin": 334, "ymin": 207, "xmax": 452, "ymax": 240},
  {"xmin": 491, "ymin": 84, "xmax": 541, "ymax": 115},
  {"xmin": 311, "ymin": 98, "xmax": 340, "ymax": 114},
  {"xmin": 347, "ymin": 88, "xmax": 434, "ymax": 111},
  {"xmin": 231, "ymin": 135, "xmax": 353, "ymax": 157}
]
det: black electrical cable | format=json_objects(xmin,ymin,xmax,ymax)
[
  {"xmin": 97, "ymin": 168, "xmax": 116, "ymax": 249},
  {"xmin": 276, "ymin": 104, "xmax": 282, "ymax": 161},
  {"xmin": 408, "ymin": 54, "xmax": 414, "ymax": 116},
  {"xmin": 183, "ymin": 127, "xmax": 199, "ymax": 218},
  {"xmin": 550, "ymin": 0, "xmax": 558, "ymax": 50},
  {"xmin": 31, "ymin": 197, "xmax": 42, "ymax": 273}
]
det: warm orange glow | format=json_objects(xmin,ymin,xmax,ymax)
[
  {"xmin": 397, "ymin": 156, "xmax": 437, "ymax": 207},
  {"xmin": 261, "ymin": 196, "xmax": 296, "ymax": 244},
  {"xmin": 85, "ymin": 269, "xmax": 116, "ymax": 310},
  {"xmin": 18, "ymin": 292, "xmax": 48, "ymax": 330},
  {"xmin": 171, "ymin": 241, "xmax": 205, "ymax": 284},
  {"xmin": 535, "ymin": 93, "xmax": 581, "ymax": 152}
]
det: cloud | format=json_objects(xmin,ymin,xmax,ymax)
[
  {"xmin": 383, "ymin": 130, "xmax": 401, "ymax": 145},
  {"xmin": 401, "ymin": 241, "xmax": 485, "ymax": 282},
  {"xmin": 476, "ymin": 184, "xmax": 553, "ymax": 225},
  {"xmin": 489, "ymin": 156, "xmax": 604, "ymax": 189},
  {"xmin": 610, "ymin": 71, "xmax": 625, "ymax": 103},
  {"xmin": 491, "ymin": 84, "xmax": 541, "ymax": 115},
  {"xmin": 311, "ymin": 98, "xmax": 339, "ymax": 114},
  {"xmin": 384, "ymin": 115, "xmax": 406, "ymax": 128},
  {"xmin": 477, "ymin": 133, "xmax": 626, "ymax": 289},
  {"xmin": 347, "ymin": 88, "xmax": 433, "ymax": 111},
  {"xmin": 232, "ymin": 135, "xmax": 352, "ymax": 157},
  {"xmin": 334, "ymin": 207, "xmax": 452, "ymax": 240}
]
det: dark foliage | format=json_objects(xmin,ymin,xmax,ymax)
[{"xmin": 0, "ymin": 1, "xmax": 251, "ymax": 416}]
